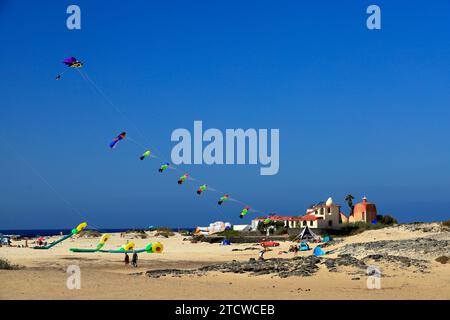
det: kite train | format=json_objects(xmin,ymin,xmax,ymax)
[
  {"xmin": 56, "ymin": 57, "xmax": 83, "ymax": 80},
  {"xmin": 100, "ymin": 242, "xmax": 164, "ymax": 254},
  {"xmin": 70, "ymin": 237, "xmax": 164, "ymax": 254},
  {"xmin": 34, "ymin": 222, "xmax": 87, "ymax": 250},
  {"xmin": 70, "ymin": 234, "xmax": 110, "ymax": 253}
]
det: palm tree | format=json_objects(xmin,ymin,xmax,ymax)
[{"xmin": 345, "ymin": 194, "xmax": 355, "ymax": 215}]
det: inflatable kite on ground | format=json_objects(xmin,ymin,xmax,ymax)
[
  {"xmin": 196, "ymin": 184, "xmax": 207, "ymax": 195},
  {"xmin": 158, "ymin": 163, "xmax": 170, "ymax": 172},
  {"xmin": 140, "ymin": 150, "xmax": 151, "ymax": 160},
  {"xmin": 56, "ymin": 57, "xmax": 83, "ymax": 80},
  {"xmin": 218, "ymin": 194, "xmax": 229, "ymax": 205},
  {"xmin": 34, "ymin": 222, "xmax": 87, "ymax": 250},
  {"xmin": 100, "ymin": 242, "xmax": 164, "ymax": 254},
  {"xmin": 178, "ymin": 173, "xmax": 188, "ymax": 184},
  {"xmin": 239, "ymin": 206, "xmax": 250, "ymax": 219},
  {"xmin": 109, "ymin": 132, "xmax": 126, "ymax": 149},
  {"xmin": 70, "ymin": 234, "xmax": 110, "ymax": 253}
]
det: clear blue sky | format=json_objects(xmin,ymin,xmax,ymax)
[{"xmin": 1, "ymin": 0, "xmax": 449, "ymax": 229}]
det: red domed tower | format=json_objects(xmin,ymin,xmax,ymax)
[{"xmin": 349, "ymin": 196, "xmax": 377, "ymax": 223}]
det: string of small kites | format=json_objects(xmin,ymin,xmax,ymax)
[{"xmin": 57, "ymin": 56, "xmax": 259, "ymax": 221}]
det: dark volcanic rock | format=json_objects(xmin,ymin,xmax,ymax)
[
  {"xmin": 146, "ymin": 256, "xmax": 323, "ymax": 278},
  {"xmin": 362, "ymin": 254, "xmax": 429, "ymax": 270},
  {"xmin": 337, "ymin": 238, "xmax": 449, "ymax": 258},
  {"xmin": 145, "ymin": 250, "xmax": 433, "ymax": 279}
]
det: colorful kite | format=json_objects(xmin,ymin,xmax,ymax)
[
  {"xmin": 158, "ymin": 163, "xmax": 170, "ymax": 172},
  {"xmin": 218, "ymin": 194, "xmax": 230, "ymax": 205},
  {"xmin": 178, "ymin": 173, "xmax": 188, "ymax": 184},
  {"xmin": 240, "ymin": 206, "xmax": 250, "ymax": 219},
  {"xmin": 63, "ymin": 56, "xmax": 83, "ymax": 68},
  {"xmin": 56, "ymin": 57, "xmax": 83, "ymax": 80},
  {"xmin": 196, "ymin": 184, "xmax": 207, "ymax": 195},
  {"xmin": 140, "ymin": 150, "xmax": 151, "ymax": 160},
  {"xmin": 109, "ymin": 132, "xmax": 126, "ymax": 149}
]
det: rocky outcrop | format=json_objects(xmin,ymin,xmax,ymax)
[
  {"xmin": 337, "ymin": 238, "xmax": 449, "ymax": 258},
  {"xmin": 145, "ymin": 252, "xmax": 430, "ymax": 279}
]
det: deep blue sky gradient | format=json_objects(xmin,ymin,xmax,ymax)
[{"xmin": 1, "ymin": 1, "xmax": 449, "ymax": 229}]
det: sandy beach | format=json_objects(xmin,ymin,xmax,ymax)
[{"xmin": 1, "ymin": 224, "xmax": 449, "ymax": 300}]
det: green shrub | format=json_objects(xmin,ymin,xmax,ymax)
[
  {"xmin": 325, "ymin": 222, "xmax": 386, "ymax": 236},
  {"xmin": 178, "ymin": 230, "xmax": 192, "ymax": 236},
  {"xmin": 125, "ymin": 229, "xmax": 146, "ymax": 234},
  {"xmin": 380, "ymin": 215, "xmax": 397, "ymax": 225},
  {"xmin": 155, "ymin": 227, "xmax": 175, "ymax": 238},
  {"xmin": 217, "ymin": 230, "xmax": 240, "ymax": 239},
  {"xmin": 0, "ymin": 258, "xmax": 20, "ymax": 270},
  {"xmin": 435, "ymin": 256, "xmax": 449, "ymax": 264}
]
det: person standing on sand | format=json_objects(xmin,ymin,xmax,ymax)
[
  {"xmin": 259, "ymin": 248, "xmax": 266, "ymax": 261},
  {"xmin": 124, "ymin": 253, "xmax": 130, "ymax": 265},
  {"xmin": 132, "ymin": 252, "xmax": 138, "ymax": 267}
]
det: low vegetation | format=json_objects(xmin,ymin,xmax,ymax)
[
  {"xmin": 154, "ymin": 227, "xmax": 175, "ymax": 238},
  {"xmin": 376, "ymin": 214, "xmax": 398, "ymax": 225},
  {"xmin": 125, "ymin": 229, "xmax": 146, "ymax": 234},
  {"xmin": 435, "ymin": 256, "xmax": 449, "ymax": 264},
  {"xmin": 442, "ymin": 220, "xmax": 450, "ymax": 228},
  {"xmin": 178, "ymin": 230, "xmax": 192, "ymax": 236},
  {"xmin": 0, "ymin": 258, "xmax": 20, "ymax": 270},
  {"xmin": 325, "ymin": 222, "xmax": 387, "ymax": 236},
  {"xmin": 256, "ymin": 221, "xmax": 287, "ymax": 235},
  {"xmin": 123, "ymin": 229, "xmax": 148, "ymax": 238},
  {"xmin": 217, "ymin": 229, "xmax": 240, "ymax": 239},
  {"xmin": 78, "ymin": 230, "xmax": 102, "ymax": 238}
]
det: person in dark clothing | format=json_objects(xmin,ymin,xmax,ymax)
[
  {"xmin": 124, "ymin": 253, "xmax": 130, "ymax": 265},
  {"xmin": 132, "ymin": 252, "xmax": 138, "ymax": 267}
]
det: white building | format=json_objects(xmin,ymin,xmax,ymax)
[
  {"xmin": 232, "ymin": 224, "xmax": 252, "ymax": 231},
  {"xmin": 251, "ymin": 197, "xmax": 342, "ymax": 230}
]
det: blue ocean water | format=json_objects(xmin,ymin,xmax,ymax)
[{"xmin": 0, "ymin": 227, "xmax": 195, "ymax": 237}]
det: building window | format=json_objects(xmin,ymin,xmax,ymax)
[
  {"xmin": 328, "ymin": 220, "xmax": 332, "ymax": 227},
  {"xmin": 362, "ymin": 212, "xmax": 365, "ymax": 221},
  {"xmin": 303, "ymin": 221, "xmax": 306, "ymax": 226},
  {"xmin": 309, "ymin": 221, "xmax": 313, "ymax": 226},
  {"xmin": 327, "ymin": 207, "xmax": 331, "ymax": 214}
]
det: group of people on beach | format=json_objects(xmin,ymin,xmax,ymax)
[{"xmin": 124, "ymin": 252, "xmax": 139, "ymax": 267}]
